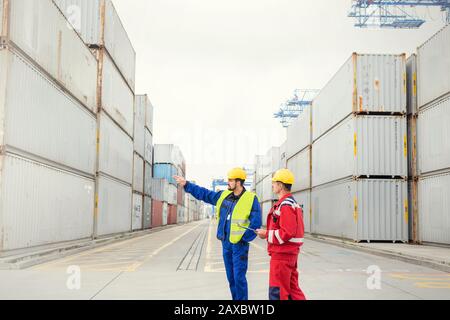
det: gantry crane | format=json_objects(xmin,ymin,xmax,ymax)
[
  {"xmin": 348, "ymin": 0, "xmax": 450, "ymax": 28},
  {"xmin": 274, "ymin": 89, "xmax": 319, "ymax": 128}
]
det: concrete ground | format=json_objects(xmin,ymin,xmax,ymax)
[{"xmin": 0, "ymin": 220, "xmax": 449, "ymax": 300}]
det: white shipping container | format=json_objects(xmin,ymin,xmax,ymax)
[
  {"xmin": 162, "ymin": 202, "xmax": 168, "ymax": 226},
  {"xmin": 98, "ymin": 112, "xmax": 133, "ymax": 184},
  {"xmin": 311, "ymin": 178, "xmax": 408, "ymax": 242},
  {"xmin": 313, "ymin": 53, "xmax": 406, "ymax": 141},
  {"xmin": 417, "ymin": 94, "xmax": 450, "ymax": 175},
  {"xmin": 99, "ymin": 49, "xmax": 134, "ymax": 137},
  {"xmin": 136, "ymin": 95, "xmax": 154, "ymax": 133},
  {"xmin": 0, "ymin": 48, "xmax": 96, "ymax": 175},
  {"xmin": 132, "ymin": 193, "xmax": 143, "ymax": 231},
  {"xmin": 96, "ymin": 174, "xmax": 132, "ymax": 236},
  {"xmin": 407, "ymin": 115, "xmax": 418, "ymax": 178},
  {"xmin": 261, "ymin": 201, "xmax": 273, "ymax": 227},
  {"xmin": 287, "ymin": 147, "xmax": 311, "ymax": 193},
  {"xmin": 406, "ymin": 54, "xmax": 418, "ymax": 115},
  {"xmin": 134, "ymin": 95, "xmax": 146, "ymax": 158},
  {"xmin": 0, "ymin": 154, "xmax": 94, "ymax": 251},
  {"xmin": 262, "ymin": 147, "xmax": 281, "ymax": 178},
  {"xmin": 144, "ymin": 161, "xmax": 152, "ymax": 196},
  {"xmin": 280, "ymin": 142, "xmax": 287, "ymax": 169},
  {"xmin": 133, "ymin": 153, "xmax": 144, "ymax": 193},
  {"xmin": 417, "ymin": 24, "xmax": 450, "ymax": 108},
  {"xmin": 143, "ymin": 196, "xmax": 152, "ymax": 229},
  {"xmin": 418, "ymin": 171, "xmax": 450, "ymax": 245},
  {"xmin": 254, "ymin": 155, "xmax": 265, "ymax": 184},
  {"xmin": 261, "ymin": 174, "xmax": 276, "ymax": 203},
  {"xmin": 312, "ymin": 115, "xmax": 407, "ymax": 187},
  {"xmin": 292, "ymin": 190, "xmax": 311, "ymax": 234},
  {"xmin": 53, "ymin": 0, "xmax": 136, "ymax": 91},
  {"xmin": 154, "ymin": 144, "xmax": 185, "ymax": 169},
  {"xmin": 151, "ymin": 178, "xmax": 177, "ymax": 204},
  {"xmin": 5, "ymin": 0, "xmax": 97, "ymax": 112},
  {"xmin": 287, "ymin": 105, "xmax": 311, "ymax": 159},
  {"xmin": 144, "ymin": 129, "xmax": 153, "ymax": 164}
]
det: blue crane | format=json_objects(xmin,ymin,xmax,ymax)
[
  {"xmin": 274, "ymin": 89, "xmax": 319, "ymax": 128},
  {"xmin": 348, "ymin": 0, "xmax": 450, "ymax": 28}
]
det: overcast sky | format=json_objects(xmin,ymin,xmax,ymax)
[{"xmin": 113, "ymin": 0, "xmax": 446, "ymax": 187}]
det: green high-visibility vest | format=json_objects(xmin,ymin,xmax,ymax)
[{"xmin": 216, "ymin": 190, "xmax": 257, "ymax": 244}]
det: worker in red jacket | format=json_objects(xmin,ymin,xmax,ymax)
[{"xmin": 256, "ymin": 169, "xmax": 307, "ymax": 300}]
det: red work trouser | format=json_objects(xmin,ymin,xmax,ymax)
[{"xmin": 269, "ymin": 253, "xmax": 306, "ymax": 300}]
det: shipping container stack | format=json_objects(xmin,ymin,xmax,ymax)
[
  {"xmin": 132, "ymin": 95, "xmax": 154, "ymax": 231},
  {"xmin": 55, "ymin": 0, "xmax": 139, "ymax": 238},
  {"xmin": 0, "ymin": 0, "xmax": 98, "ymax": 252},
  {"xmin": 412, "ymin": 24, "xmax": 450, "ymax": 245},
  {"xmin": 137, "ymin": 95, "xmax": 154, "ymax": 230},
  {"xmin": 254, "ymin": 147, "xmax": 283, "ymax": 226},
  {"xmin": 152, "ymin": 145, "xmax": 186, "ymax": 226},
  {"xmin": 286, "ymin": 105, "xmax": 313, "ymax": 233},
  {"xmin": 310, "ymin": 53, "xmax": 409, "ymax": 242}
]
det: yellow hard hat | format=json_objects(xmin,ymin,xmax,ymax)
[
  {"xmin": 228, "ymin": 168, "xmax": 247, "ymax": 180},
  {"xmin": 272, "ymin": 169, "xmax": 295, "ymax": 185}
]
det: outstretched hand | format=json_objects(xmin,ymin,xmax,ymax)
[{"xmin": 173, "ymin": 175, "xmax": 187, "ymax": 187}]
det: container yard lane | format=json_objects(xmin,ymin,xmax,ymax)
[{"xmin": 0, "ymin": 219, "xmax": 449, "ymax": 300}]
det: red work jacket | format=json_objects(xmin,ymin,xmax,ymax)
[{"xmin": 266, "ymin": 194, "xmax": 305, "ymax": 256}]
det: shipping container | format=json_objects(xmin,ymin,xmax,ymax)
[
  {"xmin": 133, "ymin": 95, "xmax": 146, "ymax": 158},
  {"xmin": 4, "ymin": 0, "xmax": 97, "ymax": 112},
  {"xmin": 98, "ymin": 112, "xmax": 133, "ymax": 184},
  {"xmin": 418, "ymin": 171, "xmax": 450, "ymax": 245},
  {"xmin": 154, "ymin": 144, "xmax": 185, "ymax": 173},
  {"xmin": 162, "ymin": 202, "xmax": 168, "ymax": 226},
  {"xmin": 407, "ymin": 115, "xmax": 418, "ymax": 178},
  {"xmin": 286, "ymin": 105, "xmax": 312, "ymax": 159},
  {"xmin": 417, "ymin": 23, "xmax": 450, "ymax": 108},
  {"xmin": 144, "ymin": 161, "xmax": 152, "ymax": 196},
  {"xmin": 292, "ymin": 190, "xmax": 311, "ymax": 234},
  {"xmin": 0, "ymin": 47, "xmax": 96, "ymax": 176},
  {"xmin": 262, "ymin": 147, "xmax": 282, "ymax": 179},
  {"xmin": 143, "ymin": 196, "xmax": 152, "ymax": 229},
  {"xmin": 312, "ymin": 53, "xmax": 406, "ymax": 141},
  {"xmin": 417, "ymin": 94, "xmax": 450, "ymax": 175},
  {"xmin": 132, "ymin": 153, "xmax": 144, "ymax": 193},
  {"xmin": 53, "ymin": 0, "xmax": 136, "ymax": 91},
  {"xmin": 151, "ymin": 200, "xmax": 163, "ymax": 228},
  {"xmin": 261, "ymin": 201, "xmax": 274, "ymax": 227},
  {"xmin": 279, "ymin": 142, "xmax": 287, "ymax": 169},
  {"xmin": 153, "ymin": 164, "xmax": 178, "ymax": 185},
  {"xmin": 312, "ymin": 115, "xmax": 407, "ymax": 187},
  {"xmin": 168, "ymin": 204, "xmax": 177, "ymax": 225},
  {"xmin": 0, "ymin": 154, "xmax": 94, "ymax": 252},
  {"xmin": 97, "ymin": 49, "xmax": 134, "ymax": 137},
  {"xmin": 406, "ymin": 54, "xmax": 418, "ymax": 115},
  {"xmin": 177, "ymin": 206, "xmax": 184, "ymax": 224},
  {"xmin": 132, "ymin": 193, "xmax": 143, "ymax": 231},
  {"xmin": 311, "ymin": 178, "xmax": 408, "ymax": 242},
  {"xmin": 256, "ymin": 174, "xmax": 276, "ymax": 203},
  {"xmin": 254, "ymin": 155, "xmax": 265, "ymax": 184},
  {"xmin": 407, "ymin": 179, "xmax": 419, "ymax": 242},
  {"xmin": 287, "ymin": 147, "xmax": 311, "ymax": 193},
  {"xmin": 135, "ymin": 95, "xmax": 154, "ymax": 134},
  {"xmin": 144, "ymin": 128, "xmax": 153, "ymax": 164},
  {"xmin": 151, "ymin": 178, "xmax": 177, "ymax": 205},
  {"xmin": 96, "ymin": 174, "xmax": 132, "ymax": 237},
  {"xmin": 177, "ymin": 186, "xmax": 185, "ymax": 206}
]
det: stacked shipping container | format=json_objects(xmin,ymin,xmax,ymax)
[
  {"xmin": 0, "ymin": 0, "xmax": 98, "ymax": 251},
  {"xmin": 152, "ymin": 145, "xmax": 186, "ymax": 226},
  {"xmin": 254, "ymin": 146, "xmax": 283, "ymax": 225},
  {"xmin": 409, "ymin": 24, "xmax": 450, "ymax": 245},
  {"xmin": 310, "ymin": 53, "xmax": 408, "ymax": 242}
]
